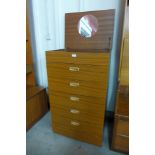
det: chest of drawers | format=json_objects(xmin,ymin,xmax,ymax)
[{"xmin": 46, "ymin": 51, "xmax": 110, "ymax": 146}]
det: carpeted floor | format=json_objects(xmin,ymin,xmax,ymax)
[{"xmin": 26, "ymin": 112, "xmax": 126, "ymax": 155}]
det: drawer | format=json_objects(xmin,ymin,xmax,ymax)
[
  {"xmin": 52, "ymin": 124, "xmax": 102, "ymax": 146},
  {"xmin": 52, "ymin": 115, "xmax": 103, "ymax": 136},
  {"xmin": 116, "ymin": 118, "xmax": 129, "ymax": 136},
  {"xmin": 49, "ymin": 92, "xmax": 105, "ymax": 117},
  {"xmin": 50, "ymin": 91, "xmax": 106, "ymax": 105},
  {"xmin": 48, "ymin": 78, "xmax": 107, "ymax": 98},
  {"xmin": 46, "ymin": 63, "xmax": 109, "ymax": 82},
  {"xmin": 49, "ymin": 93, "xmax": 105, "ymax": 118},
  {"xmin": 46, "ymin": 51, "xmax": 110, "ymax": 65},
  {"xmin": 51, "ymin": 107, "xmax": 104, "ymax": 125},
  {"xmin": 112, "ymin": 135, "xmax": 129, "ymax": 152}
]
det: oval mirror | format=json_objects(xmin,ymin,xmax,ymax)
[{"xmin": 78, "ymin": 15, "xmax": 98, "ymax": 38}]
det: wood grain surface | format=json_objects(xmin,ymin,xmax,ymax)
[
  {"xmin": 51, "ymin": 105, "xmax": 105, "ymax": 125},
  {"xmin": 46, "ymin": 63, "xmax": 109, "ymax": 82},
  {"xmin": 115, "ymin": 86, "xmax": 129, "ymax": 117},
  {"xmin": 65, "ymin": 10, "xmax": 115, "ymax": 51},
  {"xmin": 49, "ymin": 92, "xmax": 106, "ymax": 115},
  {"xmin": 112, "ymin": 134, "xmax": 129, "ymax": 152},
  {"xmin": 52, "ymin": 115, "xmax": 103, "ymax": 135},
  {"xmin": 46, "ymin": 51, "xmax": 110, "ymax": 65},
  {"xmin": 26, "ymin": 87, "xmax": 48, "ymax": 130},
  {"xmin": 46, "ymin": 51, "xmax": 109, "ymax": 146},
  {"xmin": 48, "ymin": 78, "xmax": 107, "ymax": 98}
]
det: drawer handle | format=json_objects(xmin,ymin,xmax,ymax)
[
  {"xmin": 70, "ymin": 121, "xmax": 80, "ymax": 126},
  {"xmin": 69, "ymin": 66, "xmax": 79, "ymax": 71},
  {"xmin": 70, "ymin": 96, "xmax": 79, "ymax": 101},
  {"xmin": 117, "ymin": 134, "xmax": 129, "ymax": 138},
  {"xmin": 69, "ymin": 82, "xmax": 79, "ymax": 87},
  {"xmin": 71, "ymin": 53, "xmax": 77, "ymax": 58},
  {"xmin": 70, "ymin": 109, "xmax": 80, "ymax": 114}
]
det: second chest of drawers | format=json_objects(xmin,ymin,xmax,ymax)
[{"xmin": 46, "ymin": 50, "xmax": 110, "ymax": 146}]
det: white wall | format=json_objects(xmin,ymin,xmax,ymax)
[{"xmin": 28, "ymin": 0, "xmax": 126, "ymax": 111}]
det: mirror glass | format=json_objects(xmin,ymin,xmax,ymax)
[{"xmin": 78, "ymin": 15, "xmax": 98, "ymax": 38}]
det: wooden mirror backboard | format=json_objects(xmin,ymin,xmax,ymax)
[{"xmin": 65, "ymin": 9, "xmax": 115, "ymax": 51}]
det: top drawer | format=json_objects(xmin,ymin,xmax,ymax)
[{"xmin": 46, "ymin": 51, "xmax": 110, "ymax": 65}]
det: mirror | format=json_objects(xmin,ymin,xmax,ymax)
[{"xmin": 78, "ymin": 15, "xmax": 98, "ymax": 38}]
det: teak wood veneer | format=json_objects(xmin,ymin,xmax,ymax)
[
  {"xmin": 111, "ymin": 86, "xmax": 129, "ymax": 153},
  {"xmin": 26, "ymin": 86, "xmax": 48, "ymax": 130},
  {"xmin": 65, "ymin": 10, "xmax": 115, "ymax": 51},
  {"xmin": 46, "ymin": 50, "xmax": 110, "ymax": 146}
]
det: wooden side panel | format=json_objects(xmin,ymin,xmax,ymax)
[
  {"xmin": 119, "ymin": 4, "xmax": 129, "ymax": 86},
  {"xmin": 26, "ymin": 9, "xmax": 33, "ymax": 65},
  {"xmin": 26, "ymin": 88, "xmax": 48, "ymax": 130},
  {"xmin": 115, "ymin": 86, "xmax": 129, "ymax": 116},
  {"xmin": 111, "ymin": 116, "xmax": 129, "ymax": 153},
  {"xmin": 26, "ymin": 4, "xmax": 35, "ymax": 86},
  {"xmin": 116, "ymin": 119, "xmax": 129, "ymax": 136},
  {"xmin": 26, "ymin": 72, "xmax": 35, "ymax": 86},
  {"xmin": 111, "ymin": 86, "xmax": 129, "ymax": 153},
  {"xmin": 112, "ymin": 135, "xmax": 129, "ymax": 152},
  {"xmin": 26, "ymin": 40, "xmax": 33, "ymax": 65},
  {"xmin": 111, "ymin": 3, "xmax": 129, "ymax": 153},
  {"xmin": 65, "ymin": 10, "xmax": 115, "ymax": 50},
  {"xmin": 119, "ymin": 38, "xmax": 129, "ymax": 85}
]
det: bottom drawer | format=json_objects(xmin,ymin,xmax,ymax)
[
  {"xmin": 53, "ymin": 124, "xmax": 103, "ymax": 146},
  {"xmin": 112, "ymin": 135, "xmax": 129, "ymax": 152},
  {"xmin": 52, "ymin": 114, "xmax": 103, "ymax": 136}
]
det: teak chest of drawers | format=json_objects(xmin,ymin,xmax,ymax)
[{"xmin": 46, "ymin": 51, "xmax": 110, "ymax": 146}]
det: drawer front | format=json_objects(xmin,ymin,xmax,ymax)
[
  {"xmin": 46, "ymin": 51, "xmax": 110, "ymax": 65},
  {"xmin": 47, "ymin": 63, "xmax": 109, "ymax": 82},
  {"xmin": 53, "ymin": 124, "xmax": 102, "ymax": 146},
  {"xmin": 52, "ymin": 115, "xmax": 103, "ymax": 136},
  {"xmin": 50, "ymin": 91, "xmax": 106, "ymax": 105},
  {"xmin": 49, "ymin": 94, "xmax": 105, "ymax": 114},
  {"xmin": 48, "ymin": 79, "xmax": 107, "ymax": 98},
  {"xmin": 51, "ymin": 107, "xmax": 104, "ymax": 125},
  {"xmin": 116, "ymin": 118, "xmax": 129, "ymax": 136},
  {"xmin": 49, "ymin": 96, "xmax": 105, "ymax": 119},
  {"xmin": 112, "ymin": 135, "xmax": 129, "ymax": 152}
]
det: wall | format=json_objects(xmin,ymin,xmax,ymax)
[{"xmin": 28, "ymin": 0, "xmax": 126, "ymax": 111}]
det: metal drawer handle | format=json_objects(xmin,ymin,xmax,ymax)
[
  {"xmin": 70, "ymin": 121, "xmax": 80, "ymax": 126},
  {"xmin": 117, "ymin": 134, "xmax": 129, "ymax": 138},
  {"xmin": 69, "ymin": 82, "xmax": 79, "ymax": 87},
  {"xmin": 69, "ymin": 66, "xmax": 79, "ymax": 71},
  {"xmin": 70, "ymin": 109, "xmax": 80, "ymax": 114},
  {"xmin": 71, "ymin": 53, "xmax": 77, "ymax": 58},
  {"xmin": 70, "ymin": 96, "xmax": 79, "ymax": 101}
]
